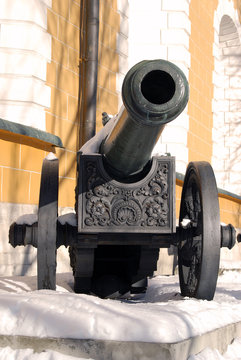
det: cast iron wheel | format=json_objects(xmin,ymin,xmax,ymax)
[
  {"xmin": 37, "ymin": 154, "xmax": 59, "ymax": 290},
  {"xmin": 178, "ymin": 161, "xmax": 220, "ymax": 300}
]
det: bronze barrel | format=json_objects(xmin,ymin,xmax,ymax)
[{"xmin": 100, "ymin": 59, "xmax": 189, "ymax": 179}]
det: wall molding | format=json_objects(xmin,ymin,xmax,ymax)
[
  {"xmin": 0, "ymin": 0, "xmax": 52, "ymax": 130},
  {"xmin": 127, "ymin": 0, "xmax": 190, "ymax": 174},
  {"xmin": 212, "ymin": 0, "xmax": 241, "ymax": 195}
]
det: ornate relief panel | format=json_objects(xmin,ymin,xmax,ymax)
[{"xmin": 77, "ymin": 154, "xmax": 175, "ymax": 234}]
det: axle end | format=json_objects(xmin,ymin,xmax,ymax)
[{"xmin": 221, "ymin": 224, "xmax": 236, "ymax": 250}]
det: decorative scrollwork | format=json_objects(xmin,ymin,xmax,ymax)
[
  {"xmin": 144, "ymin": 196, "xmax": 168, "ymax": 226},
  {"xmin": 111, "ymin": 198, "xmax": 142, "ymax": 225},
  {"xmin": 81, "ymin": 158, "xmax": 171, "ymax": 230},
  {"xmin": 136, "ymin": 163, "xmax": 168, "ymax": 198},
  {"xmin": 85, "ymin": 197, "xmax": 110, "ymax": 226}
]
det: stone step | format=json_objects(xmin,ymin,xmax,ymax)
[{"xmin": 1, "ymin": 321, "xmax": 241, "ymax": 360}]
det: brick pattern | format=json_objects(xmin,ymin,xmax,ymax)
[
  {"xmin": 175, "ymin": 184, "xmax": 182, "ymax": 220},
  {"xmin": 157, "ymin": 0, "xmax": 191, "ymax": 175},
  {"xmin": 177, "ymin": 183, "xmax": 241, "ymax": 229},
  {"xmin": 0, "ymin": 0, "xmax": 80, "ymax": 207},
  {"xmin": 219, "ymin": 196, "xmax": 241, "ymax": 228},
  {"xmin": 128, "ymin": 0, "xmax": 191, "ymax": 175},
  {"xmin": 188, "ymin": 0, "xmax": 241, "ymax": 230},
  {"xmin": 45, "ymin": 0, "xmax": 81, "ymax": 207},
  {"xmin": 0, "ymin": 0, "xmax": 52, "ymax": 205},
  {"xmin": 0, "ymin": 202, "xmax": 38, "ymax": 276},
  {"xmin": 212, "ymin": 0, "xmax": 241, "ymax": 195},
  {"xmin": 0, "ymin": 140, "xmax": 47, "ymax": 204},
  {"xmin": 0, "ymin": 0, "xmax": 122, "ymax": 208},
  {"xmin": 46, "ymin": 0, "xmax": 122, "ymax": 206},
  {"xmin": 188, "ymin": 0, "xmax": 218, "ymax": 163},
  {"xmin": 1, "ymin": 0, "xmax": 240, "ymax": 275},
  {"xmin": 96, "ymin": 0, "xmax": 121, "ymax": 132},
  {"xmin": 0, "ymin": 0, "xmax": 51, "ymax": 129}
]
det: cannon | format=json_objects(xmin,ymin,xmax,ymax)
[{"xmin": 9, "ymin": 59, "xmax": 236, "ymax": 300}]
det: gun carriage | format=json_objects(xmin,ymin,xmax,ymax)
[{"xmin": 9, "ymin": 59, "xmax": 236, "ymax": 300}]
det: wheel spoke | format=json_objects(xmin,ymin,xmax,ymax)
[{"xmin": 178, "ymin": 162, "xmax": 220, "ymax": 300}]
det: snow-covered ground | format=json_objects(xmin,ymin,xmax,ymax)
[
  {"xmin": 0, "ymin": 271, "xmax": 241, "ymax": 359},
  {"xmin": 0, "ymin": 348, "xmax": 83, "ymax": 360}
]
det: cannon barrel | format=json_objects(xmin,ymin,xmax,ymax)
[{"xmin": 100, "ymin": 59, "xmax": 189, "ymax": 179}]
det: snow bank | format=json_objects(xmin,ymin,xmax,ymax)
[
  {"xmin": 15, "ymin": 212, "xmax": 77, "ymax": 227},
  {"xmin": 45, "ymin": 153, "xmax": 58, "ymax": 161},
  {"xmin": 0, "ymin": 347, "xmax": 90, "ymax": 360},
  {"xmin": 57, "ymin": 213, "xmax": 77, "ymax": 227},
  {"xmin": 188, "ymin": 338, "xmax": 241, "ymax": 360},
  {"xmin": 1, "ymin": 273, "xmax": 241, "ymax": 346},
  {"xmin": 80, "ymin": 111, "xmax": 119, "ymax": 154},
  {"xmin": 16, "ymin": 214, "xmax": 38, "ymax": 226}
]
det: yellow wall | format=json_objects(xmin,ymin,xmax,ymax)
[
  {"xmin": 96, "ymin": 0, "xmax": 120, "ymax": 132},
  {"xmin": 46, "ymin": 0, "xmax": 120, "ymax": 207},
  {"xmin": 0, "ymin": 0, "xmax": 80, "ymax": 207},
  {"xmin": 188, "ymin": 0, "xmax": 218, "ymax": 163},
  {"xmin": 0, "ymin": 0, "xmax": 120, "ymax": 209},
  {"xmin": 233, "ymin": 0, "xmax": 241, "ymax": 22},
  {"xmin": 187, "ymin": 0, "xmax": 241, "ymax": 228},
  {"xmin": 176, "ymin": 181, "xmax": 241, "ymax": 228},
  {"xmin": 0, "ymin": 0, "xmax": 240, "ymax": 228},
  {"xmin": 0, "ymin": 135, "xmax": 49, "ymax": 204},
  {"xmin": 219, "ymin": 196, "xmax": 241, "ymax": 228},
  {"xmin": 175, "ymin": 183, "xmax": 182, "ymax": 220},
  {"xmin": 46, "ymin": 0, "xmax": 80, "ymax": 207}
]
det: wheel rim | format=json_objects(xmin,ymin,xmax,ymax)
[
  {"xmin": 178, "ymin": 162, "xmax": 220, "ymax": 300},
  {"xmin": 37, "ymin": 155, "xmax": 59, "ymax": 290}
]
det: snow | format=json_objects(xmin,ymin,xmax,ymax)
[
  {"xmin": 0, "ymin": 348, "xmax": 88, "ymax": 360},
  {"xmin": 57, "ymin": 213, "xmax": 77, "ymax": 227},
  {"xmin": 15, "ymin": 213, "xmax": 77, "ymax": 227},
  {"xmin": 16, "ymin": 214, "xmax": 38, "ymax": 225},
  {"xmin": 180, "ymin": 218, "xmax": 192, "ymax": 228},
  {"xmin": 220, "ymin": 259, "xmax": 241, "ymax": 270},
  {"xmin": 189, "ymin": 338, "xmax": 241, "ymax": 359},
  {"xmin": 80, "ymin": 111, "xmax": 118, "ymax": 154},
  {"xmin": 1, "ymin": 271, "xmax": 241, "ymax": 359},
  {"xmin": 45, "ymin": 153, "xmax": 58, "ymax": 161}
]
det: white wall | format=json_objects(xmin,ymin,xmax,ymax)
[
  {"xmin": 212, "ymin": 0, "xmax": 241, "ymax": 267},
  {"xmin": 0, "ymin": 0, "xmax": 52, "ymax": 276},
  {"xmin": 212, "ymin": 0, "xmax": 241, "ymax": 195},
  {"xmin": 0, "ymin": 0, "xmax": 52, "ymax": 130},
  {"xmin": 0, "ymin": 203, "xmax": 72, "ymax": 277},
  {"xmin": 128, "ymin": 0, "xmax": 191, "ymax": 174},
  {"xmin": 116, "ymin": 0, "xmax": 129, "ymax": 106}
]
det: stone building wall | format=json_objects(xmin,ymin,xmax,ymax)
[{"xmin": 0, "ymin": 0, "xmax": 240, "ymax": 276}]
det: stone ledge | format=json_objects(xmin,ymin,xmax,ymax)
[
  {"xmin": 0, "ymin": 321, "xmax": 241, "ymax": 360},
  {"xmin": 176, "ymin": 171, "xmax": 241, "ymax": 204},
  {"xmin": 0, "ymin": 118, "xmax": 63, "ymax": 151}
]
